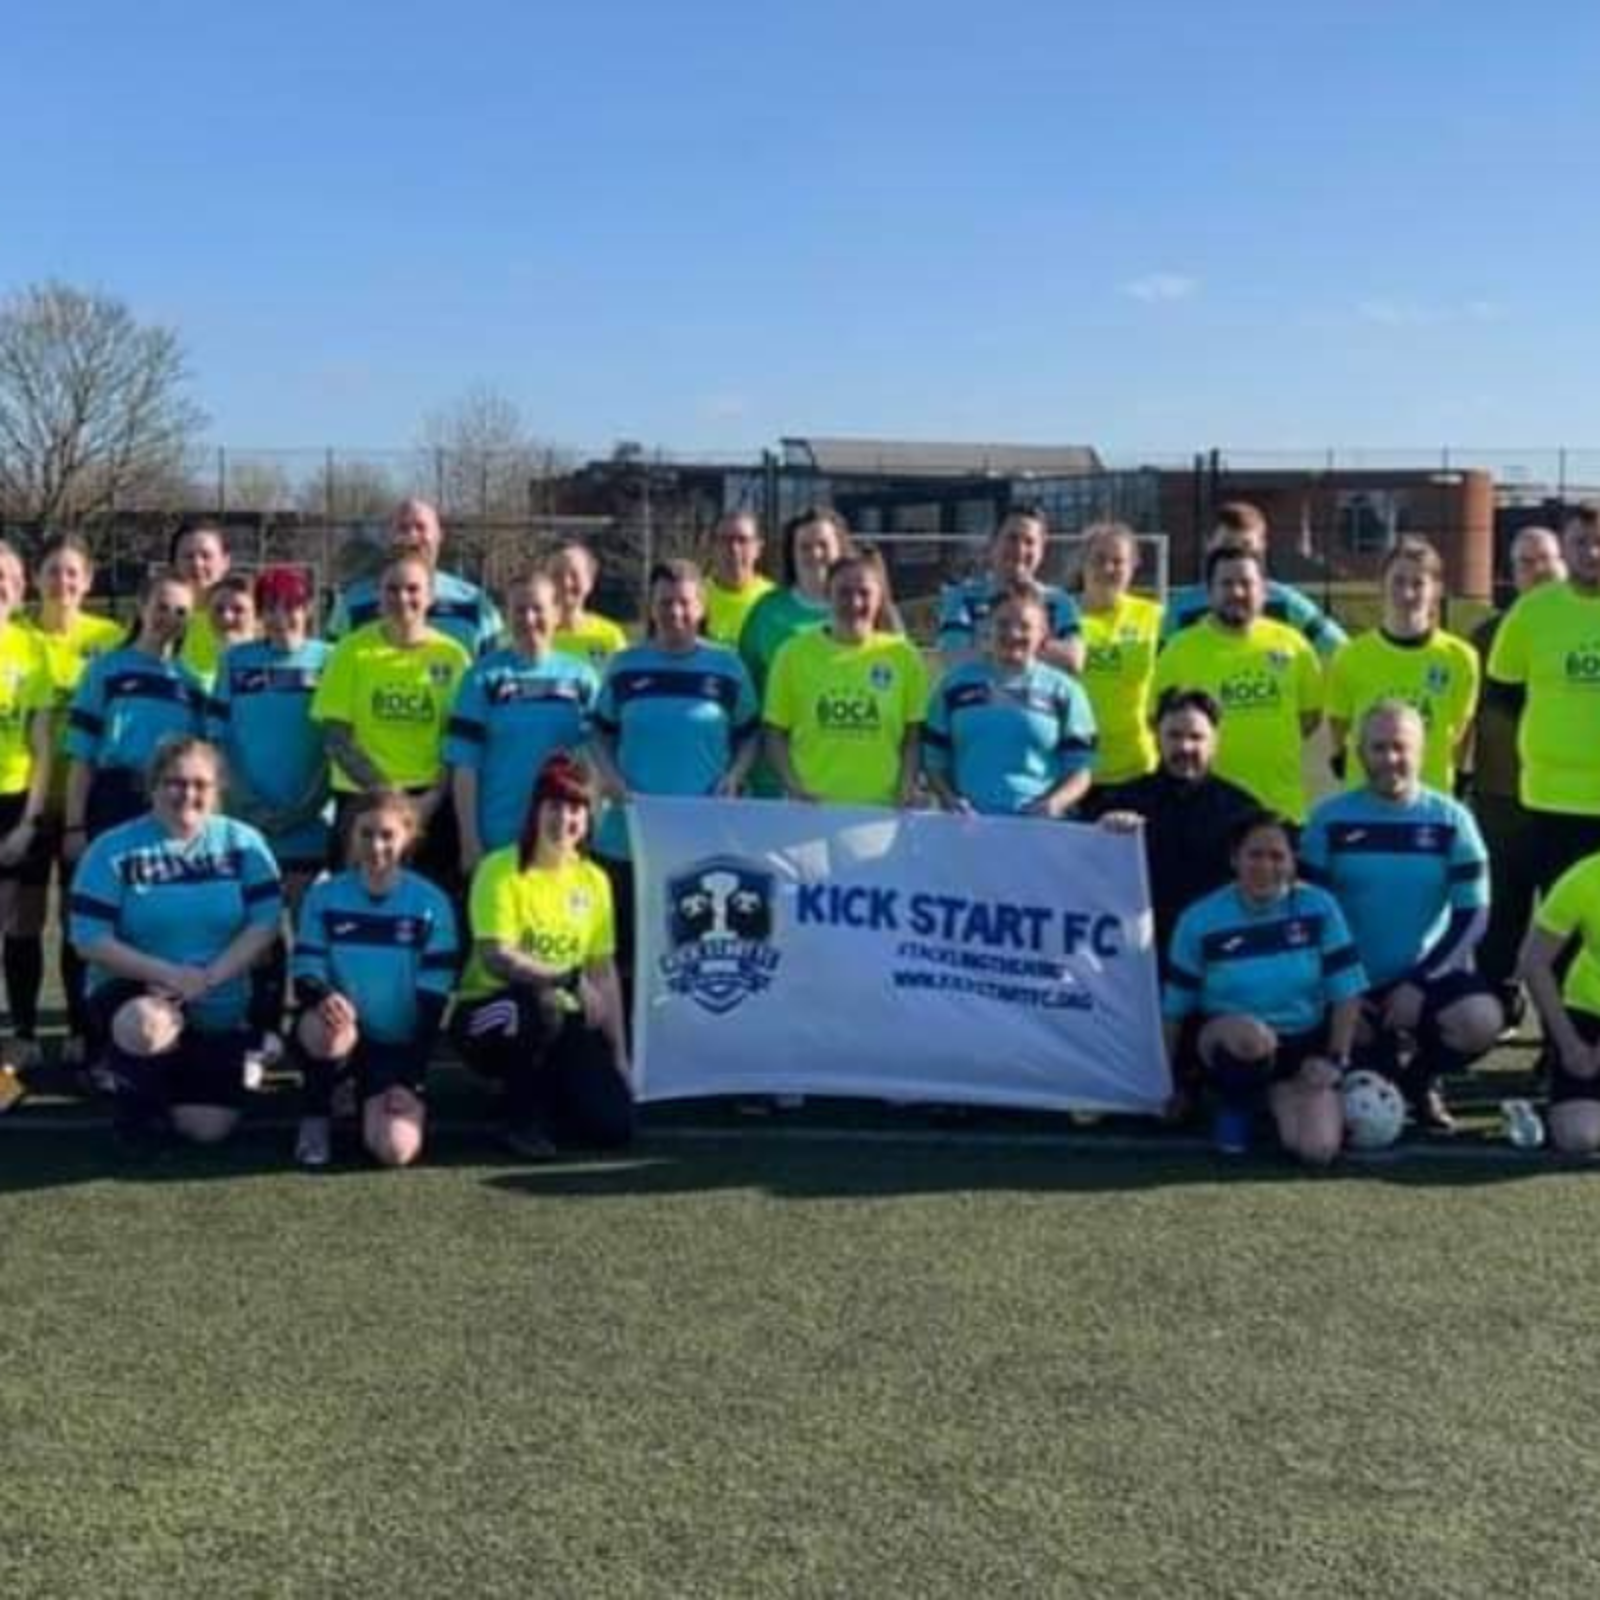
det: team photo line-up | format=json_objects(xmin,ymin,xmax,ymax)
[{"xmin": 0, "ymin": 493, "xmax": 1596, "ymax": 1167}]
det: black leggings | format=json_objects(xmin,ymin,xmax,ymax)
[{"xmin": 451, "ymin": 988, "xmax": 633, "ymax": 1149}]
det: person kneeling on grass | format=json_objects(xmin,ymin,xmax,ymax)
[
  {"xmin": 1162, "ymin": 810, "xmax": 1368, "ymax": 1162},
  {"xmin": 1518, "ymin": 851, "xmax": 1600, "ymax": 1156},
  {"xmin": 68, "ymin": 736, "xmax": 282, "ymax": 1150},
  {"xmin": 290, "ymin": 789, "xmax": 460, "ymax": 1170},
  {"xmin": 1299, "ymin": 700, "xmax": 1502, "ymax": 1134},
  {"xmin": 450, "ymin": 753, "xmax": 633, "ymax": 1160}
]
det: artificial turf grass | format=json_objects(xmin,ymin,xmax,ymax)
[{"xmin": 4, "ymin": 1133, "xmax": 1600, "ymax": 1599}]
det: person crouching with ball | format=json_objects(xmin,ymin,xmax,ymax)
[{"xmin": 1162, "ymin": 809, "xmax": 1368, "ymax": 1161}]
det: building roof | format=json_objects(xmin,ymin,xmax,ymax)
[{"xmin": 780, "ymin": 437, "xmax": 1103, "ymax": 477}]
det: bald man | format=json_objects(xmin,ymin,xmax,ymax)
[
  {"xmin": 1469, "ymin": 524, "xmax": 1566, "ymax": 1022},
  {"xmin": 329, "ymin": 498, "xmax": 503, "ymax": 658}
]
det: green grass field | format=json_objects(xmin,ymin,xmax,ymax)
[
  {"xmin": 6, "ymin": 1120, "xmax": 1600, "ymax": 1598},
  {"xmin": 6, "ymin": 692, "xmax": 1590, "ymax": 1597}
]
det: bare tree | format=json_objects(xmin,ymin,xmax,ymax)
[
  {"xmin": 222, "ymin": 457, "xmax": 299, "ymax": 513},
  {"xmin": 0, "ymin": 281, "xmax": 207, "ymax": 524},
  {"xmin": 295, "ymin": 455, "xmax": 399, "ymax": 524},
  {"xmin": 418, "ymin": 385, "xmax": 570, "ymax": 520}
]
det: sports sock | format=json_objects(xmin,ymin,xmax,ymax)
[
  {"xmin": 3, "ymin": 934, "xmax": 43, "ymax": 1039},
  {"xmin": 107, "ymin": 1047, "xmax": 169, "ymax": 1132},
  {"xmin": 1207, "ymin": 1045, "xmax": 1268, "ymax": 1110},
  {"xmin": 299, "ymin": 1055, "xmax": 339, "ymax": 1117}
]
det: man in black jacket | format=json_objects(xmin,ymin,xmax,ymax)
[{"xmin": 1083, "ymin": 687, "xmax": 1259, "ymax": 972}]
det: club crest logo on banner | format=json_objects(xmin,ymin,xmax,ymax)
[{"xmin": 659, "ymin": 856, "xmax": 780, "ymax": 1014}]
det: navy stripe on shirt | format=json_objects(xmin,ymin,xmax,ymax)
[
  {"xmin": 943, "ymin": 681, "xmax": 1067, "ymax": 718},
  {"xmin": 1200, "ymin": 914, "xmax": 1326, "ymax": 963},
  {"xmin": 227, "ymin": 666, "xmax": 321, "ymax": 696},
  {"xmin": 69, "ymin": 708, "xmax": 105, "ymax": 734},
  {"xmin": 446, "ymin": 715, "xmax": 487, "ymax": 744},
  {"xmin": 348, "ymin": 596, "xmax": 484, "ymax": 629},
  {"xmin": 69, "ymin": 892, "xmax": 118, "ymax": 921},
  {"xmin": 1324, "ymin": 821, "xmax": 1456, "ymax": 855},
  {"xmin": 1322, "ymin": 944, "xmax": 1361, "ymax": 975},
  {"xmin": 487, "ymin": 679, "xmax": 587, "ymax": 707},
  {"xmin": 105, "ymin": 672, "xmax": 203, "ymax": 709},
  {"xmin": 317, "ymin": 909, "xmax": 439, "ymax": 949},
  {"xmin": 608, "ymin": 669, "xmax": 742, "ymax": 714}
]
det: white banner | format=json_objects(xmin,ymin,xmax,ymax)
[{"xmin": 629, "ymin": 798, "xmax": 1169, "ymax": 1113}]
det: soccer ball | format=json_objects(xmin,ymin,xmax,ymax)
[{"xmin": 1341, "ymin": 1070, "xmax": 1406, "ymax": 1151}]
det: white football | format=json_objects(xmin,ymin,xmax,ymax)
[{"xmin": 1342, "ymin": 1069, "xmax": 1407, "ymax": 1151}]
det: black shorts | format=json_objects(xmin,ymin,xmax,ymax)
[
  {"xmin": 87, "ymin": 978, "xmax": 251, "ymax": 1108},
  {"xmin": 85, "ymin": 768, "xmax": 148, "ymax": 840},
  {"xmin": 1365, "ymin": 970, "xmax": 1493, "ymax": 1031},
  {"xmin": 1267, "ymin": 1025, "xmax": 1331, "ymax": 1084},
  {"xmin": 1544, "ymin": 1008, "xmax": 1600, "ymax": 1105},
  {"xmin": 296, "ymin": 1016, "xmax": 430, "ymax": 1102},
  {"xmin": 1529, "ymin": 811, "xmax": 1600, "ymax": 897},
  {"xmin": 1196, "ymin": 1016, "xmax": 1330, "ymax": 1086},
  {"xmin": 0, "ymin": 793, "xmax": 51, "ymax": 885}
]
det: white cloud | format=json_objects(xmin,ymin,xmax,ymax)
[
  {"xmin": 1120, "ymin": 272, "xmax": 1198, "ymax": 304},
  {"xmin": 1355, "ymin": 297, "xmax": 1507, "ymax": 327}
]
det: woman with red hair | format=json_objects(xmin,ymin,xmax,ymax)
[{"xmin": 450, "ymin": 753, "xmax": 632, "ymax": 1158}]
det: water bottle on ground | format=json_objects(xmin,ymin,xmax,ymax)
[{"xmin": 1500, "ymin": 1099, "xmax": 1545, "ymax": 1150}]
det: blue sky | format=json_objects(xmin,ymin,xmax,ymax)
[{"xmin": 6, "ymin": 1, "xmax": 1598, "ymax": 462}]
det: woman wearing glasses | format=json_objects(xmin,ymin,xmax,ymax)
[{"xmin": 69, "ymin": 737, "xmax": 282, "ymax": 1149}]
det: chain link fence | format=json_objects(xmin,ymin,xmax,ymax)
[{"xmin": 4, "ymin": 442, "xmax": 1598, "ymax": 638}]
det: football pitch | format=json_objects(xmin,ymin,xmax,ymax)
[
  {"xmin": 7, "ymin": 1100, "xmax": 1600, "ymax": 1599},
  {"xmin": 7, "ymin": 730, "xmax": 1592, "ymax": 1597}
]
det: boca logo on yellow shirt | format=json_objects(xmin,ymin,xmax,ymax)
[
  {"xmin": 371, "ymin": 686, "xmax": 437, "ymax": 721},
  {"xmin": 816, "ymin": 690, "xmax": 882, "ymax": 730},
  {"xmin": 1563, "ymin": 641, "xmax": 1600, "ymax": 683},
  {"xmin": 1220, "ymin": 671, "xmax": 1284, "ymax": 710}
]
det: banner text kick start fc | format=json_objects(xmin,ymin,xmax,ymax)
[{"xmin": 627, "ymin": 797, "xmax": 1169, "ymax": 1113}]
